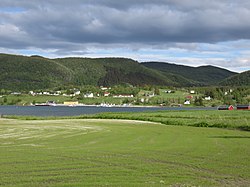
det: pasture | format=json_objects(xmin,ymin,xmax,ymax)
[
  {"xmin": 95, "ymin": 110, "xmax": 250, "ymax": 131},
  {"xmin": 0, "ymin": 117, "xmax": 249, "ymax": 186}
]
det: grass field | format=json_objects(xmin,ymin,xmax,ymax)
[
  {"xmin": 0, "ymin": 118, "xmax": 250, "ymax": 186},
  {"xmin": 95, "ymin": 110, "xmax": 250, "ymax": 131}
]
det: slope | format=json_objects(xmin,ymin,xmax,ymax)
[
  {"xmin": 0, "ymin": 53, "xmax": 72, "ymax": 90},
  {"xmin": 142, "ymin": 62, "xmax": 237, "ymax": 85},
  {"xmin": 220, "ymin": 70, "xmax": 250, "ymax": 86},
  {"xmin": 55, "ymin": 57, "xmax": 179, "ymax": 86},
  {"xmin": 1, "ymin": 54, "xmax": 184, "ymax": 90}
]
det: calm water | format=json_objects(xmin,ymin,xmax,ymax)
[{"xmin": 0, "ymin": 105, "xmax": 216, "ymax": 117}]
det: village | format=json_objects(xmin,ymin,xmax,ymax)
[{"xmin": 0, "ymin": 86, "xmax": 249, "ymax": 110}]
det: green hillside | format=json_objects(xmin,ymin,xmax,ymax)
[
  {"xmin": 220, "ymin": 70, "xmax": 250, "ymax": 86},
  {"xmin": 0, "ymin": 53, "xmax": 239, "ymax": 91},
  {"xmin": 55, "ymin": 57, "xmax": 177, "ymax": 86},
  {"xmin": 0, "ymin": 54, "xmax": 180, "ymax": 90},
  {"xmin": 0, "ymin": 54, "xmax": 72, "ymax": 90},
  {"xmin": 142, "ymin": 62, "xmax": 237, "ymax": 85}
]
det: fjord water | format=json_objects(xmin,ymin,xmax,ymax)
[{"xmin": 0, "ymin": 106, "xmax": 215, "ymax": 116}]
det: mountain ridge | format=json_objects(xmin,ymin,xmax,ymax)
[
  {"xmin": 142, "ymin": 61, "xmax": 237, "ymax": 85},
  {"xmin": 0, "ymin": 53, "xmax": 240, "ymax": 90},
  {"xmin": 219, "ymin": 70, "xmax": 250, "ymax": 86}
]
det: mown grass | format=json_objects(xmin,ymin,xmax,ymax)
[{"xmin": 0, "ymin": 118, "xmax": 249, "ymax": 186}]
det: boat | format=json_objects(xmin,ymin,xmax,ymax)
[{"xmin": 35, "ymin": 101, "xmax": 56, "ymax": 106}]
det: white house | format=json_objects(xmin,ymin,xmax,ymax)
[
  {"xmin": 104, "ymin": 92, "xmax": 110, "ymax": 97},
  {"xmin": 113, "ymin": 94, "xmax": 134, "ymax": 98},
  {"xmin": 100, "ymin": 86, "xmax": 111, "ymax": 90},
  {"xmin": 84, "ymin": 93, "xmax": 94, "ymax": 98},
  {"xmin": 74, "ymin": 91, "xmax": 81, "ymax": 95},
  {"xmin": 164, "ymin": 90, "xmax": 172, "ymax": 93},
  {"xmin": 190, "ymin": 90, "xmax": 195, "ymax": 94},
  {"xmin": 184, "ymin": 100, "xmax": 190, "ymax": 105},
  {"xmin": 11, "ymin": 92, "xmax": 21, "ymax": 95},
  {"xmin": 29, "ymin": 91, "xmax": 36, "ymax": 96},
  {"xmin": 204, "ymin": 96, "xmax": 211, "ymax": 101},
  {"xmin": 43, "ymin": 92, "xmax": 50, "ymax": 95}
]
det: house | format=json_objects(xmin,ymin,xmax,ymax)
[
  {"xmin": 217, "ymin": 105, "xmax": 234, "ymax": 110},
  {"xmin": 144, "ymin": 92, "xmax": 155, "ymax": 97},
  {"xmin": 186, "ymin": 95, "xmax": 193, "ymax": 99},
  {"xmin": 113, "ymin": 94, "xmax": 134, "ymax": 98},
  {"xmin": 190, "ymin": 90, "xmax": 195, "ymax": 94},
  {"xmin": 184, "ymin": 100, "xmax": 190, "ymax": 105},
  {"xmin": 236, "ymin": 104, "xmax": 250, "ymax": 110},
  {"xmin": 11, "ymin": 92, "xmax": 21, "ymax": 95},
  {"xmin": 74, "ymin": 91, "xmax": 81, "ymax": 95},
  {"xmin": 100, "ymin": 86, "xmax": 111, "ymax": 90},
  {"xmin": 43, "ymin": 92, "xmax": 50, "ymax": 95},
  {"xmin": 164, "ymin": 90, "xmax": 172, "ymax": 93},
  {"xmin": 84, "ymin": 93, "xmax": 94, "ymax": 98},
  {"xmin": 29, "ymin": 91, "xmax": 36, "ymax": 96},
  {"xmin": 204, "ymin": 96, "xmax": 211, "ymax": 101},
  {"xmin": 104, "ymin": 92, "xmax": 110, "ymax": 97}
]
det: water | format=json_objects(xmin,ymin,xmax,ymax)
[{"xmin": 0, "ymin": 105, "xmax": 216, "ymax": 117}]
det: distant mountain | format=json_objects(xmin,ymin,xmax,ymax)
[
  {"xmin": 0, "ymin": 53, "xmax": 238, "ymax": 91},
  {"xmin": 220, "ymin": 70, "xmax": 250, "ymax": 86},
  {"xmin": 0, "ymin": 53, "xmax": 72, "ymax": 90},
  {"xmin": 54, "ymin": 57, "xmax": 177, "ymax": 86},
  {"xmin": 0, "ymin": 53, "xmax": 181, "ymax": 90},
  {"xmin": 142, "ymin": 62, "xmax": 237, "ymax": 85}
]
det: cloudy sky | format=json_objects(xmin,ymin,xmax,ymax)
[{"xmin": 1, "ymin": 0, "xmax": 250, "ymax": 72}]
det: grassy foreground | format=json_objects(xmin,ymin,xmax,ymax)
[{"xmin": 0, "ymin": 118, "xmax": 250, "ymax": 186}]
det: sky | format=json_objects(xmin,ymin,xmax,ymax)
[{"xmin": 1, "ymin": 0, "xmax": 250, "ymax": 72}]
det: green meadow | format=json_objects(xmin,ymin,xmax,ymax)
[
  {"xmin": 0, "ymin": 112, "xmax": 250, "ymax": 186},
  {"xmin": 95, "ymin": 110, "xmax": 250, "ymax": 131}
]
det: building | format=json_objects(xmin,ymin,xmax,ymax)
[
  {"xmin": 84, "ymin": 93, "xmax": 94, "ymax": 98},
  {"xmin": 217, "ymin": 105, "xmax": 234, "ymax": 110},
  {"xmin": 64, "ymin": 101, "xmax": 79, "ymax": 106},
  {"xmin": 104, "ymin": 92, "xmax": 110, "ymax": 97},
  {"xmin": 190, "ymin": 90, "xmax": 195, "ymax": 94},
  {"xmin": 113, "ymin": 94, "xmax": 134, "ymax": 98},
  {"xmin": 236, "ymin": 104, "xmax": 250, "ymax": 110},
  {"xmin": 184, "ymin": 100, "xmax": 190, "ymax": 105},
  {"xmin": 100, "ymin": 86, "xmax": 111, "ymax": 90},
  {"xmin": 74, "ymin": 91, "xmax": 81, "ymax": 95},
  {"xmin": 204, "ymin": 96, "xmax": 211, "ymax": 101},
  {"xmin": 164, "ymin": 90, "xmax": 172, "ymax": 93},
  {"xmin": 186, "ymin": 95, "xmax": 193, "ymax": 99}
]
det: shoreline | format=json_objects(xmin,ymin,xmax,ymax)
[{"xmin": 9, "ymin": 103, "xmax": 212, "ymax": 108}]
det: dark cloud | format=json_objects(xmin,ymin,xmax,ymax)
[{"xmin": 0, "ymin": 0, "xmax": 250, "ymax": 53}]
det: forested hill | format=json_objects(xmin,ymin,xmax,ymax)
[
  {"xmin": 0, "ymin": 54, "xmax": 72, "ymax": 90},
  {"xmin": 54, "ymin": 57, "xmax": 180, "ymax": 86},
  {"xmin": 220, "ymin": 70, "xmax": 250, "ymax": 86},
  {"xmin": 0, "ymin": 53, "xmax": 185, "ymax": 90},
  {"xmin": 142, "ymin": 62, "xmax": 237, "ymax": 85},
  {"xmin": 0, "ymin": 53, "xmax": 238, "ymax": 91}
]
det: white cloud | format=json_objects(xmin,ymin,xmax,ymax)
[{"xmin": 0, "ymin": 0, "xmax": 250, "ymax": 72}]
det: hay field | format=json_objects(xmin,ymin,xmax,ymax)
[{"xmin": 0, "ymin": 118, "xmax": 249, "ymax": 186}]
